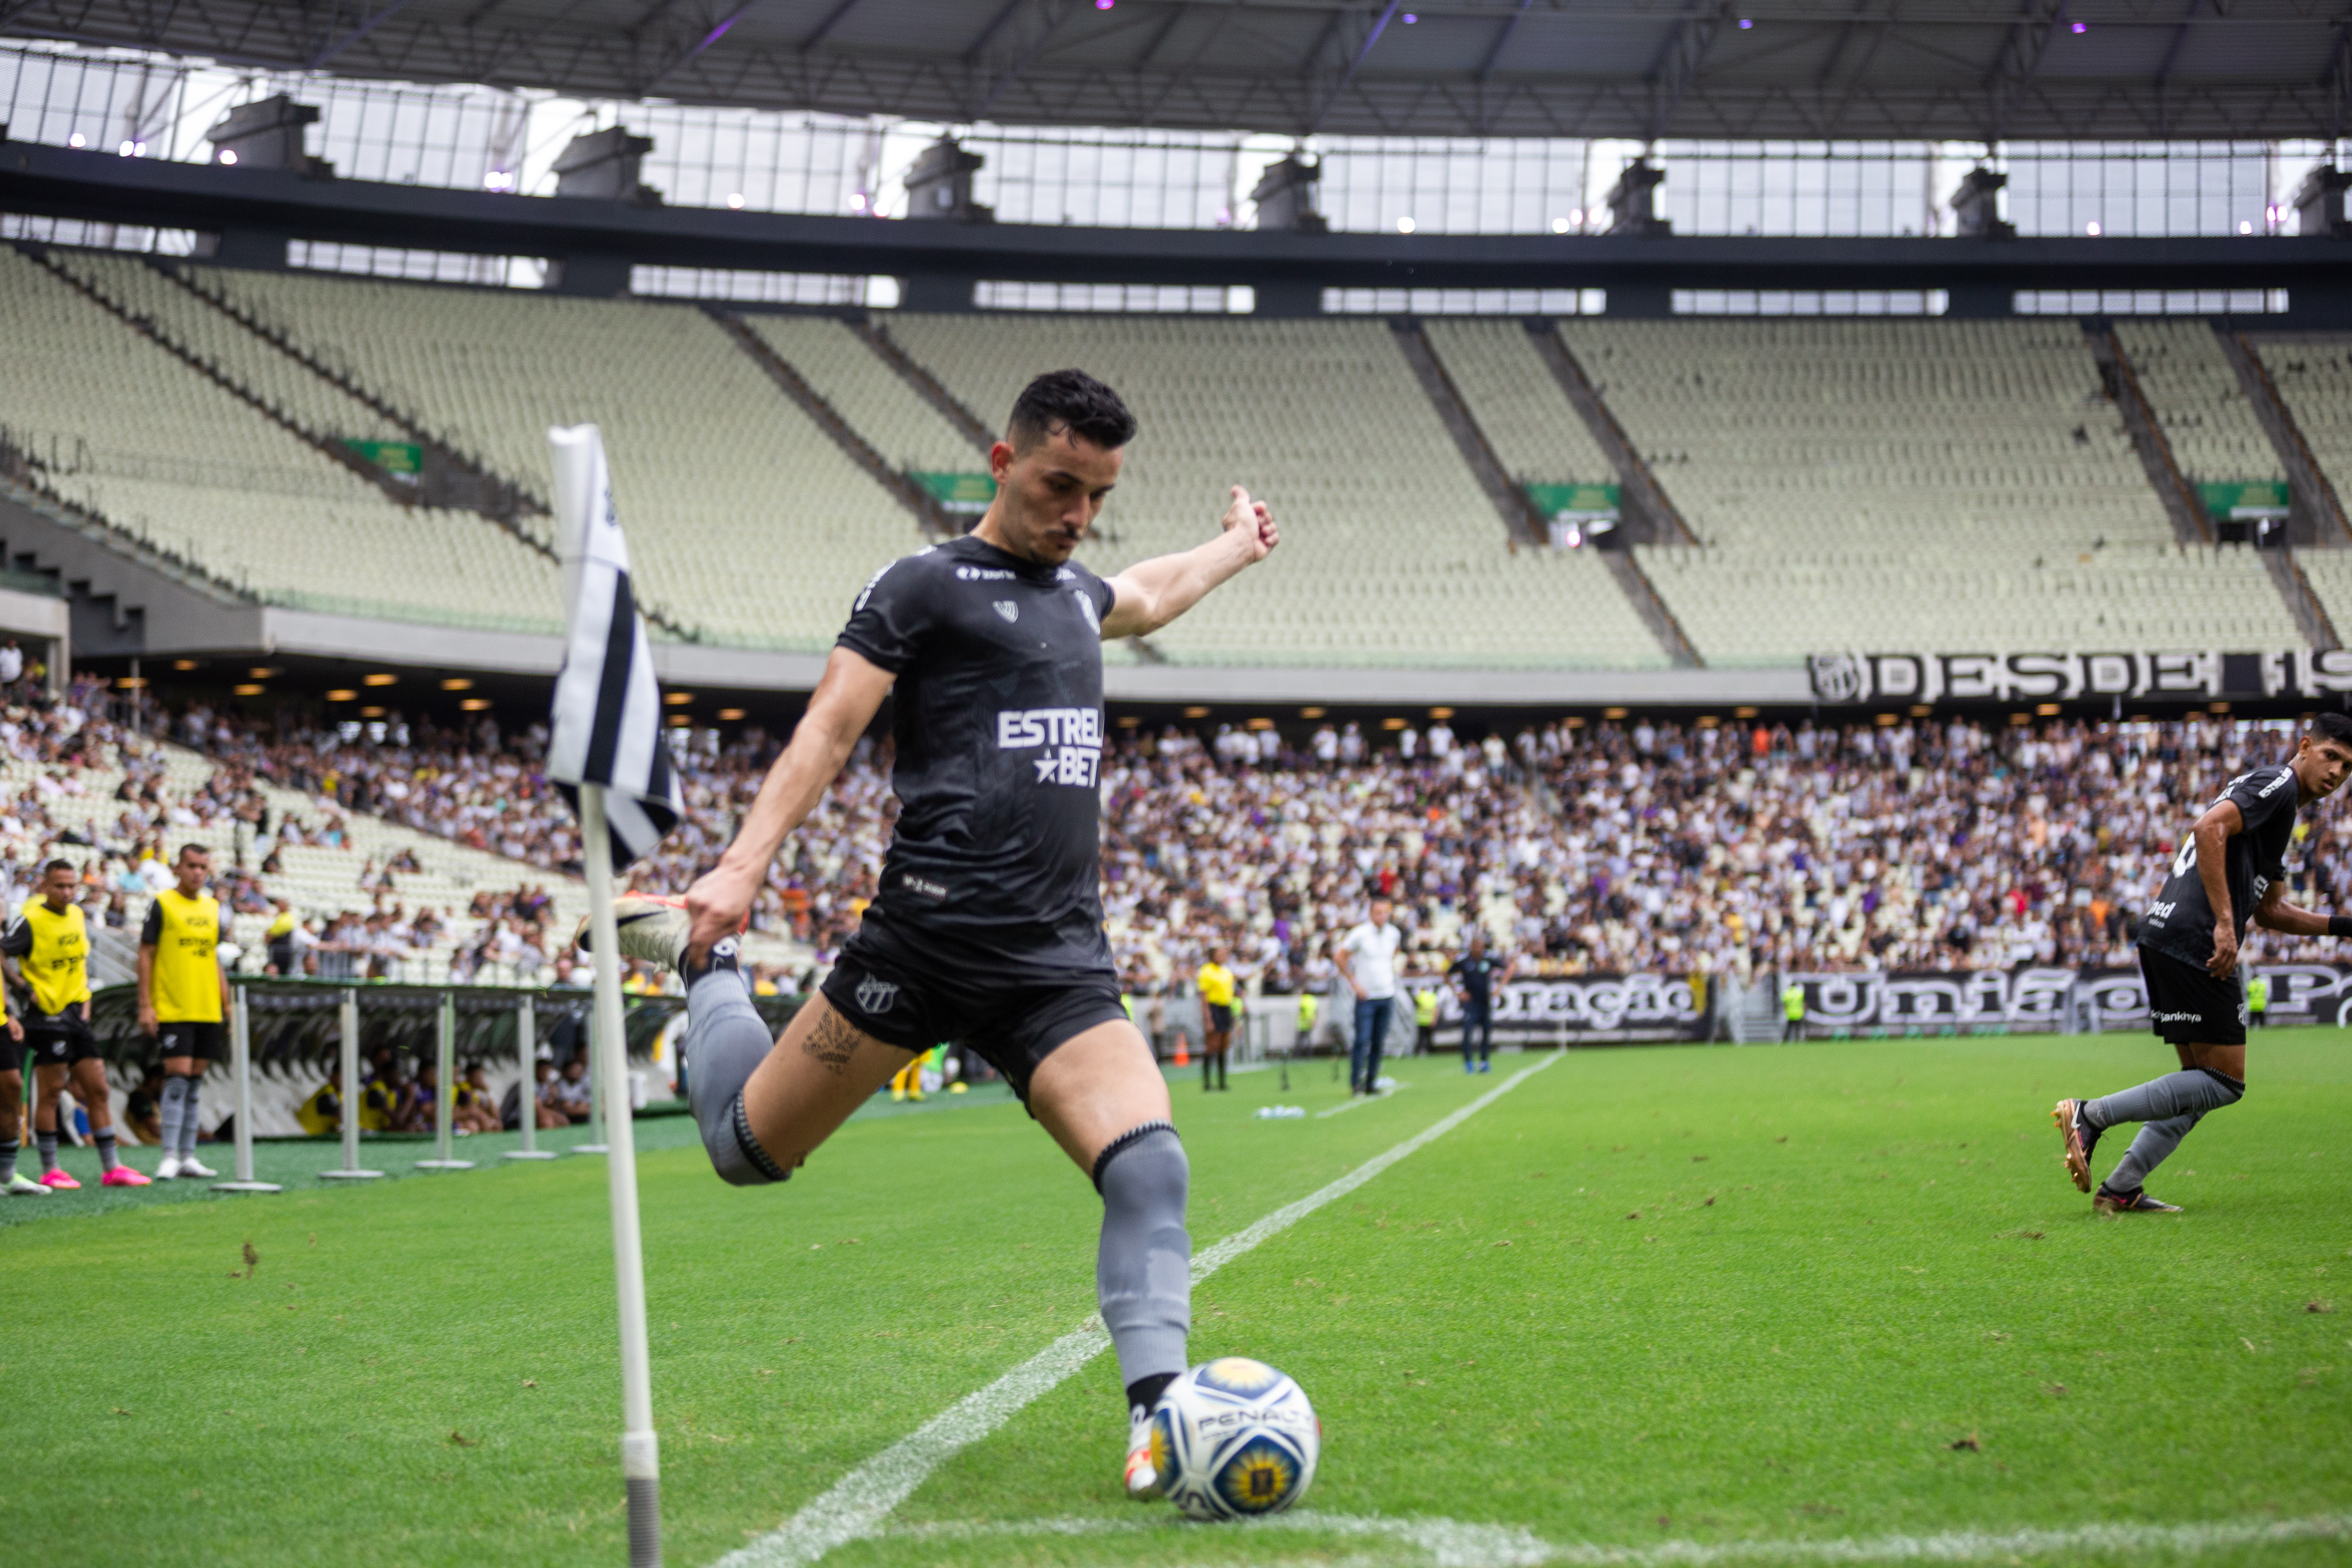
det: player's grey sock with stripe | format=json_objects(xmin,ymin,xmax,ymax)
[
  {"xmin": 158, "ymin": 1074, "xmax": 189, "ymax": 1155},
  {"xmin": 1093, "ymin": 1123, "xmax": 1191, "ymax": 1393},
  {"xmin": 683, "ymin": 952, "xmax": 787, "ymax": 1187},
  {"xmin": 2088, "ymin": 1069, "xmax": 2243, "ymax": 1194},
  {"xmin": 35, "ymin": 1129, "xmax": 58, "ymax": 1173},
  {"xmin": 177, "ymin": 1076, "xmax": 203, "ymax": 1156},
  {"xmin": 2102, "ymin": 1112, "xmax": 2202, "ymax": 1195},
  {"xmin": 0, "ymin": 1137, "xmax": 16, "ymax": 1182},
  {"xmin": 93, "ymin": 1127, "xmax": 120, "ymax": 1173},
  {"xmin": 2084, "ymin": 1068, "xmax": 2244, "ymax": 1133}
]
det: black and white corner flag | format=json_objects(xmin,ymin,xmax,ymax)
[{"xmin": 546, "ymin": 424, "xmax": 681, "ymax": 867}]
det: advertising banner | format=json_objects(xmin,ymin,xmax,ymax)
[
  {"xmin": 1782, "ymin": 962, "xmax": 2352, "ymax": 1035},
  {"xmin": 910, "ymin": 471, "xmax": 997, "ymax": 513},
  {"xmin": 1807, "ymin": 648, "xmax": 2352, "ymax": 706},
  {"xmin": 1477, "ymin": 971, "xmax": 1714, "ymax": 1043}
]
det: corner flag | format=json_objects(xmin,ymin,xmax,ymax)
[
  {"xmin": 547, "ymin": 421, "xmax": 671, "ymax": 1568},
  {"xmin": 547, "ymin": 423, "xmax": 681, "ymax": 866}
]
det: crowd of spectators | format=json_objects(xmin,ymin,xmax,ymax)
[{"xmin": 7, "ymin": 673, "xmax": 2352, "ymax": 1014}]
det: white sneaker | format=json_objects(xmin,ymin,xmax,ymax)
[
  {"xmin": 176, "ymin": 1155, "xmax": 219, "ymax": 1179},
  {"xmin": 154, "ymin": 1156, "xmax": 182, "ymax": 1180},
  {"xmin": 1123, "ymin": 1404, "xmax": 1164, "ymax": 1501},
  {"xmin": 6, "ymin": 1171, "xmax": 48, "ymax": 1196}
]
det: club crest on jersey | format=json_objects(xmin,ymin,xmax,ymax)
[
  {"xmin": 994, "ymin": 600, "xmax": 1019, "ymax": 623},
  {"xmin": 855, "ymin": 976, "xmax": 900, "ymax": 1015}
]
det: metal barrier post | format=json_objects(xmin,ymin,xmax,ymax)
[
  {"xmin": 319, "ymin": 988, "xmax": 382, "ymax": 1181},
  {"xmin": 506, "ymin": 996, "xmax": 557, "ymax": 1160},
  {"xmin": 417, "ymin": 992, "xmax": 473, "ymax": 1171},
  {"xmin": 211, "ymin": 985, "xmax": 280, "ymax": 1193}
]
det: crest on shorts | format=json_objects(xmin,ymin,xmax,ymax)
[
  {"xmin": 993, "ymin": 600, "xmax": 1019, "ymax": 624},
  {"xmin": 856, "ymin": 975, "xmax": 900, "ymax": 1015}
]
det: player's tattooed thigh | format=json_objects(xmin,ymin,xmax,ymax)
[{"xmin": 802, "ymin": 1011, "xmax": 863, "ymax": 1075}]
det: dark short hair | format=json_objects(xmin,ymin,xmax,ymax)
[
  {"xmin": 2312, "ymin": 713, "xmax": 2352, "ymax": 746},
  {"xmin": 41, "ymin": 858, "xmax": 73, "ymax": 877},
  {"xmin": 1008, "ymin": 369, "xmax": 1137, "ymax": 454},
  {"xmin": 178, "ymin": 842, "xmax": 210, "ymax": 862}
]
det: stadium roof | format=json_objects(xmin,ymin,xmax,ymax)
[{"xmin": 6, "ymin": 0, "xmax": 2350, "ymax": 143}]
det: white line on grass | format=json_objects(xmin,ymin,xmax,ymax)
[
  {"xmin": 883, "ymin": 1508, "xmax": 2352, "ymax": 1567},
  {"xmin": 712, "ymin": 1054, "xmax": 1562, "ymax": 1568}
]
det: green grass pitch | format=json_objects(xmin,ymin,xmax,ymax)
[{"xmin": 6, "ymin": 1030, "xmax": 2349, "ymax": 1567}]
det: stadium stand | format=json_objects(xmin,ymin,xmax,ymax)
[
  {"xmin": 884, "ymin": 313, "xmax": 1667, "ymax": 668},
  {"xmin": 179, "ymin": 267, "xmax": 926, "ymax": 648},
  {"xmin": 1090, "ymin": 712, "xmax": 2352, "ymax": 996},
  {"xmin": 49, "ymin": 253, "xmax": 414, "ymax": 452},
  {"xmin": 1557, "ymin": 319, "xmax": 2301, "ymax": 663},
  {"xmin": 741, "ymin": 315, "xmax": 981, "ymax": 476},
  {"xmin": 1422, "ymin": 319, "xmax": 1616, "ymax": 491},
  {"xmin": 2248, "ymin": 334, "xmax": 2352, "ymax": 514},
  {"xmin": 0, "ymin": 248, "xmax": 564, "ymax": 633},
  {"xmin": 2114, "ymin": 320, "xmax": 2285, "ymax": 490}
]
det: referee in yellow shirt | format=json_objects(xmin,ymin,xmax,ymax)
[
  {"xmin": 137, "ymin": 843, "xmax": 232, "ymax": 1181},
  {"xmin": 1195, "ymin": 945, "xmax": 1237, "ymax": 1093}
]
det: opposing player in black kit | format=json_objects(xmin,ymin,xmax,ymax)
[
  {"xmin": 593, "ymin": 370, "xmax": 1277, "ymax": 1500},
  {"xmin": 2054, "ymin": 713, "xmax": 2352, "ymax": 1213}
]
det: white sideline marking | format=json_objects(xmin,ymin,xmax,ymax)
[
  {"xmin": 883, "ymin": 1509, "xmax": 2352, "ymax": 1567},
  {"xmin": 712, "ymin": 1055, "xmax": 1561, "ymax": 1568}
]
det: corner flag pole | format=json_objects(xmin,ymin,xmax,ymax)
[{"xmin": 583, "ymin": 782, "xmax": 661, "ymax": 1568}]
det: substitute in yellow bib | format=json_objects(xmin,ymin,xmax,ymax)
[
  {"xmin": 3, "ymin": 859, "xmax": 150, "ymax": 1189},
  {"xmin": 1195, "ymin": 946, "xmax": 1236, "ymax": 1094},
  {"xmin": 138, "ymin": 843, "xmax": 232, "ymax": 1181}
]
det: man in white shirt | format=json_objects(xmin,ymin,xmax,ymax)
[{"xmin": 1335, "ymin": 896, "xmax": 1403, "ymax": 1097}]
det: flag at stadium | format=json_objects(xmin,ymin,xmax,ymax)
[{"xmin": 546, "ymin": 423, "xmax": 681, "ymax": 868}]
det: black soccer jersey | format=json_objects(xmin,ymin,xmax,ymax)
[
  {"xmin": 837, "ymin": 535, "xmax": 1118, "ymax": 951},
  {"xmin": 2137, "ymin": 761, "xmax": 2302, "ymax": 968}
]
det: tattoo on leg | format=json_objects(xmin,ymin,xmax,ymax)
[{"xmin": 802, "ymin": 1012, "xmax": 863, "ymax": 1076}]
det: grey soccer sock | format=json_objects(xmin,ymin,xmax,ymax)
[
  {"xmin": 2102, "ymin": 1111, "xmax": 2201, "ymax": 1195},
  {"xmin": 35, "ymin": 1129, "xmax": 58, "ymax": 1173},
  {"xmin": 94, "ymin": 1126, "xmax": 120, "ymax": 1173},
  {"xmin": 683, "ymin": 959, "xmax": 787, "ymax": 1187},
  {"xmin": 158, "ymin": 1074, "xmax": 189, "ymax": 1154},
  {"xmin": 0, "ymin": 1137, "xmax": 15, "ymax": 1182},
  {"xmin": 178, "ymin": 1076, "xmax": 203, "ymax": 1156},
  {"xmin": 2085, "ymin": 1068, "xmax": 2244, "ymax": 1134},
  {"xmin": 1093, "ymin": 1122, "xmax": 1191, "ymax": 1394}
]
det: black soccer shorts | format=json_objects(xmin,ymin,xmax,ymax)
[
  {"xmin": 2138, "ymin": 947, "xmax": 2247, "ymax": 1047},
  {"xmin": 22, "ymin": 1003, "xmax": 99, "ymax": 1068},
  {"xmin": 155, "ymin": 1020, "xmax": 228, "ymax": 1064},
  {"xmin": 822, "ymin": 909, "xmax": 1129, "ymax": 1104}
]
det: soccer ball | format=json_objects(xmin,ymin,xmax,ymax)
[{"xmin": 1151, "ymin": 1357, "xmax": 1319, "ymax": 1521}]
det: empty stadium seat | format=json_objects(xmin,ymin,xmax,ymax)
[
  {"xmin": 2116, "ymin": 319, "xmax": 2283, "ymax": 489},
  {"xmin": 1423, "ymin": 319, "xmax": 1614, "ymax": 487},
  {"xmin": 0, "ymin": 248, "xmax": 563, "ymax": 634},
  {"xmin": 885, "ymin": 314, "xmax": 1667, "ymax": 669},
  {"xmin": 742, "ymin": 315, "xmax": 980, "ymax": 475},
  {"xmin": 1558, "ymin": 318, "xmax": 2302, "ymax": 661},
  {"xmin": 185, "ymin": 268, "xmax": 930, "ymax": 649}
]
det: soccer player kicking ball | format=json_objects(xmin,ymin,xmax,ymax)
[
  {"xmin": 594, "ymin": 370, "xmax": 1276, "ymax": 1500},
  {"xmin": 7, "ymin": 859, "xmax": 149, "ymax": 1189},
  {"xmin": 137, "ymin": 844, "xmax": 233, "ymax": 1180},
  {"xmin": 2055, "ymin": 713, "xmax": 2352, "ymax": 1214}
]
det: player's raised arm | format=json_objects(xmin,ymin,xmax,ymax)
[
  {"xmin": 681, "ymin": 646, "xmax": 894, "ymax": 955},
  {"xmin": 1098, "ymin": 485, "xmax": 1277, "ymax": 639}
]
